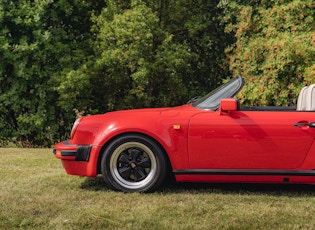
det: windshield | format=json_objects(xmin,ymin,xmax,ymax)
[{"xmin": 192, "ymin": 76, "xmax": 244, "ymax": 110}]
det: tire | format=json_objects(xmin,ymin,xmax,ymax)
[{"xmin": 101, "ymin": 134, "xmax": 167, "ymax": 193}]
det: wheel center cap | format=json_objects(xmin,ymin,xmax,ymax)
[{"xmin": 130, "ymin": 162, "xmax": 137, "ymax": 169}]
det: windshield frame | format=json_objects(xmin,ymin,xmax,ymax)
[{"xmin": 192, "ymin": 76, "xmax": 244, "ymax": 110}]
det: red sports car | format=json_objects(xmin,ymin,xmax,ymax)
[{"xmin": 53, "ymin": 76, "xmax": 315, "ymax": 192}]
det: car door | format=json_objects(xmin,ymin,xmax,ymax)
[{"xmin": 188, "ymin": 110, "xmax": 315, "ymax": 169}]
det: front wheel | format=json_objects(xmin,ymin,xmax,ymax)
[{"xmin": 101, "ymin": 134, "xmax": 168, "ymax": 192}]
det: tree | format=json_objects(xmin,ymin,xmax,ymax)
[
  {"xmin": 221, "ymin": 0, "xmax": 315, "ymax": 106},
  {"xmin": 56, "ymin": 0, "xmax": 231, "ymax": 115},
  {"xmin": 0, "ymin": 0, "xmax": 105, "ymax": 146}
]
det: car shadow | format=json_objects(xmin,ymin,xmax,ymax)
[
  {"xmin": 81, "ymin": 176, "xmax": 315, "ymax": 196},
  {"xmin": 163, "ymin": 182, "xmax": 315, "ymax": 197}
]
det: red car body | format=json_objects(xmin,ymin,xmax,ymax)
[{"xmin": 54, "ymin": 76, "xmax": 315, "ymax": 192}]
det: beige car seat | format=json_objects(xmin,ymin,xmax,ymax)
[
  {"xmin": 297, "ymin": 86, "xmax": 308, "ymax": 111},
  {"xmin": 305, "ymin": 84, "xmax": 315, "ymax": 111}
]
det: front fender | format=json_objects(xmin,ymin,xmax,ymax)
[{"xmin": 69, "ymin": 108, "xmax": 191, "ymax": 175}]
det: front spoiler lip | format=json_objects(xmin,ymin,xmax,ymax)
[{"xmin": 53, "ymin": 140, "xmax": 92, "ymax": 162}]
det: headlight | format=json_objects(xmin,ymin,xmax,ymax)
[{"xmin": 70, "ymin": 117, "xmax": 82, "ymax": 139}]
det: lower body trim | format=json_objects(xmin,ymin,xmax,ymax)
[{"xmin": 173, "ymin": 169, "xmax": 315, "ymax": 176}]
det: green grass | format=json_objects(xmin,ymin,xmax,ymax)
[{"xmin": 2, "ymin": 148, "xmax": 315, "ymax": 229}]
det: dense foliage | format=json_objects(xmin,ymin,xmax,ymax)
[
  {"xmin": 0, "ymin": 0, "xmax": 106, "ymax": 146},
  {"xmin": 0, "ymin": 0, "xmax": 314, "ymax": 146},
  {"xmin": 222, "ymin": 0, "xmax": 315, "ymax": 106},
  {"xmin": 56, "ymin": 0, "xmax": 230, "ymax": 113}
]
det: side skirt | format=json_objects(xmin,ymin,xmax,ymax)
[{"xmin": 173, "ymin": 169, "xmax": 315, "ymax": 176}]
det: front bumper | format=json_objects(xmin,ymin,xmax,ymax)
[
  {"xmin": 53, "ymin": 140, "xmax": 100, "ymax": 177},
  {"xmin": 53, "ymin": 141, "xmax": 92, "ymax": 162}
]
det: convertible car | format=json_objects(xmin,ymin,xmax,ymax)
[{"xmin": 53, "ymin": 76, "xmax": 315, "ymax": 192}]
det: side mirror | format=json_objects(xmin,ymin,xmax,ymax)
[{"xmin": 220, "ymin": 98, "xmax": 238, "ymax": 114}]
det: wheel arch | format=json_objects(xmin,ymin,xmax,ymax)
[{"xmin": 96, "ymin": 132, "xmax": 173, "ymax": 176}]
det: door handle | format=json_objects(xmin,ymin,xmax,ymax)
[{"xmin": 294, "ymin": 122, "xmax": 315, "ymax": 128}]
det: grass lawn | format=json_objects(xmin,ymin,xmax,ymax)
[{"xmin": 1, "ymin": 148, "xmax": 315, "ymax": 229}]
